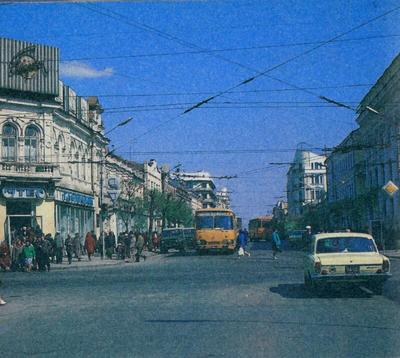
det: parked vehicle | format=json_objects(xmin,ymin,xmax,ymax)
[
  {"xmin": 160, "ymin": 228, "xmax": 196, "ymax": 254},
  {"xmin": 304, "ymin": 232, "xmax": 391, "ymax": 295},
  {"xmin": 288, "ymin": 230, "xmax": 307, "ymax": 247}
]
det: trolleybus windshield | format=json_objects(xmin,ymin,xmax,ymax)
[{"xmin": 196, "ymin": 214, "xmax": 233, "ymax": 230}]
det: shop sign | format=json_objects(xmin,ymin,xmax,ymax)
[
  {"xmin": 55, "ymin": 189, "xmax": 94, "ymax": 207},
  {"xmin": 9, "ymin": 45, "xmax": 47, "ymax": 80},
  {"xmin": 2, "ymin": 187, "xmax": 46, "ymax": 199}
]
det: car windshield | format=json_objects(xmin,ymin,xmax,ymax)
[
  {"xmin": 316, "ymin": 237, "xmax": 377, "ymax": 253},
  {"xmin": 196, "ymin": 215, "xmax": 233, "ymax": 230},
  {"xmin": 162, "ymin": 230, "xmax": 179, "ymax": 238}
]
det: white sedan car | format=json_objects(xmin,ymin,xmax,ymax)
[{"xmin": 304, "ymin": 232, "xmax": 391, "ymax": 295}]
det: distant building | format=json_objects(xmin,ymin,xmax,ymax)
[
  {"xmin": 216, "ymin": 187, "xmax": 231, "ymax": 209},
  {"xmin": 104, "ymin": 154, "xmax": 144, "ymax": 235},
  {"xmin": 272, "ymin": 200, "xmax": 288, "ymax": 222},
  {"xmin": 144, "ymin": 159, "xmax": 162, "ymax": 192},
  {"xmin": 287, "ymin": 147, "xmax": 327, "ymax": 217},
  {"xmin": 176, "ymin": 171, "xmax": 217, "ymax": 209}
]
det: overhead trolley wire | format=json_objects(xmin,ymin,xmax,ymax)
[
  {"xmin": 55, "ymin": 34, "xmax": 400, "ymax": 62},
  {"xmin": 182, "ymin": 4, "xmax": 400, "ymax": 115},
  {"xmin": 79, "ymin": 3, "xmax": 400, "ymax": 132}
]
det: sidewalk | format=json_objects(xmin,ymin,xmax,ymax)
[
  {"xmin": 51, "ymin": 251, "xmax": 159, "ymax": 271},
  {"xmin": 383, "ymin": 250, "xmax": 400, "ymax": 260}
]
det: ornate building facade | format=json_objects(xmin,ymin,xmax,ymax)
[{"xmin": 0, "ymin": 37, "xmax": 107, "ymax": 242}]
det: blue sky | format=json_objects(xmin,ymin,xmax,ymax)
[{"xmin": 1, "ymin": 0, "xmax": 400, "ymax": 224}]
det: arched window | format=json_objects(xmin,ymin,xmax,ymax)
[
  {"xmin": 77, "ymin": 145, "xmax": 83, "ymax": 179},
  {"xmin": 2, "ymin": 123, "xmax": 17, "ymax": 161},
  {"xmin": 24, "ymin": 125, "xmax": 39, "ymax": 162}
]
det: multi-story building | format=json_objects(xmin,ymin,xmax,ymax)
[
  {"xmin": 0, "ymin": 38, "xmax": 107, "ymax": 243},
  {"xmin": 176, "ymin": 171, "xmax": 217, "ymax": 209},
  {"xmin": 165, "ymin": 176, "xmax": 203, "ymax": 214},
  {"xmin": 327, "ymin": 53, "xmax": 400, "ymax": 246},
  {"xmin": 103, "ymin": 154, "xmax": 144, "ymax": 235},
  {"xmin": 287, "ymin": 147, "xmax": 327, "ymax": 217},
  {"xmin": 144, "ymin": 159, "xmax": 162, "ymax": 192},
  {"xmin": 326, "ymin": 129, "xmax": 367, "ymax": 230},
  {"xmin": 216, "ymin": 187, "xmax": 230, "ymax": 209}
]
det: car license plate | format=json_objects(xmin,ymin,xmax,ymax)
[{"xmin": 345, "ymin": 265, "xmax": 360, "ymax": 274}]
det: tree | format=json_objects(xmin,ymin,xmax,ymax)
[{"xmin": 117, "ymin": 178, "xmax": 145, "ymax": 232}]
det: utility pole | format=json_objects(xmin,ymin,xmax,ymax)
[
  {"xmin": 148, "ymin": 189, "xmax": 155, "ymax": 242},
  {"xmin": 98, "ymin": 117, "xmax": 134, "ymax": 259}
]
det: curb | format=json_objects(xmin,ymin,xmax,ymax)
[
  {"xmin": 51, "ymin": 261, "xmax": 126, "ymax": 271},
  {"xmin": 50, "ymin": 253, "xmax": 160, "ymax": 271}
]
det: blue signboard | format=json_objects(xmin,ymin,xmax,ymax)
[{"xmin": 55, "ymin": 189, "xmax": 94, "ymax": 207}]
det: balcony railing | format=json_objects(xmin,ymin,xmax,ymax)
[{"xmin": 0, "ymin": 162, "xmax": 61, "ymax": 179}]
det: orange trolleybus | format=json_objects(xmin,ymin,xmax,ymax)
[
  {"xmin": 195, "ymin": 208, "xmax": 237, "ymax": 254},
  {"xmin": 248, "ymin": 216, "xmax": 273, "ymax": 242}
]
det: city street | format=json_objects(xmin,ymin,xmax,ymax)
[{"xmin": 1, "ymin": 242, "xmax": 399, "ymax": 358}]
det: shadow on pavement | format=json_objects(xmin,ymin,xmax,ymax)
[
  {"xmin": 269, "ymin": 283, "xmax": 373, "ymax": 299},
  {"xmin": 167, "ymin": 251, "xmax": 198, "ymax": 257},
  {"xmin": 144, "ymin": 319, "xmax": 398, "ymax": 331}
]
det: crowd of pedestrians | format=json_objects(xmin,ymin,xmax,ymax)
[
  {"xmin": 0, "ymin": 226, "xmax": 160, "ymax": 275},
  {"xmin": 103, "ymin": 230, "xmax": 157, "ymax": 262}
]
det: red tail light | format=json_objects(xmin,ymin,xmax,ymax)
[{"xmin": 314, "ymin": 262, "xmax": 321, "ymax": 273}]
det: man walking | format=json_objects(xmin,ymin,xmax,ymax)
[
  {"xmin": 65, "ymin": 235, "xmax": 73, "ymax": 264},
  {"xmin": 272, "ymin": 229, "xmax": 281, "ymax": 260},
  {"xmin": 73, "ymin": 233, "xmax": 81, "ymax": 261},
  {"xmin": 54, "ymin": 232, "xmax": 64, "ymax": 264},
  {"xmin": 135, "ymin": 232, "xmax": 146, "ymax": 262},
  {"xmin": 237, "ymin": 229, "xmax": 250, "ymax": 257}
]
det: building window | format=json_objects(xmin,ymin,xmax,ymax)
[
  {"xmin": 24, "ymin": 125, "xmax": 39, "ymax": 162},
  {"xmin": 2, "ymin": 123, "xmax": 17, "ymax": 161}
]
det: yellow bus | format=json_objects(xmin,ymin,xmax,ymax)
[{"xmin": 195, "ymin": 208, "xmax": 237, "ymax": 254}]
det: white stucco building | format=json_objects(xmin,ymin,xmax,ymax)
[
  {"xmin": 287, "ymin": 147, "xmax": 327, "ymax": 217},
  {"xmin": 176, "ymin": 171, "xmax": 217, "ymax": 209},
  {"xmin": 0, "ymin": 38, "xmax": 108, "ymax": 242}
]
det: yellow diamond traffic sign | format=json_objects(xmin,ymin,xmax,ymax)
[{"xmin": 383, "ymin": 180, "xmax": 399, "ymax": 196}]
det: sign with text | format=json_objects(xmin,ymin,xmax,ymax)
[
  {"xmin": 2, "ymin": 187, "xmax": 46, "ymax": 199},
  {"xmin": 55, "ymin": 189, "xmax": 94, "ymax": 207}
]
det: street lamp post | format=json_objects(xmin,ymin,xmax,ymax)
[{"xmin": 99, "ymin": 117, "xmax": 134, "ymax": 259}]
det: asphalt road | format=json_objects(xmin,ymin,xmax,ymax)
[{"xmin": 1, "ymin": 242, "xmax": 400, "ymax": 358}]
